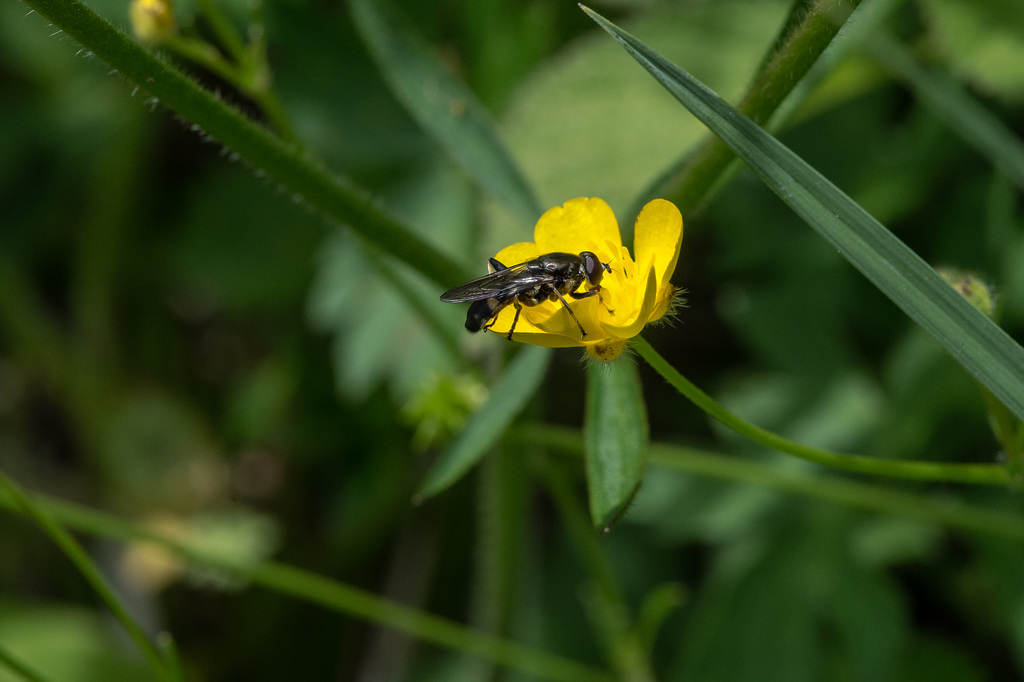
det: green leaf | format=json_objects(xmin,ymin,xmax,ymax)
[
  {"xmin": 585, "ymin": 356, "xmax": 648, "ymax": 530},
  {"xmin": 417, "ymin": 345, "xmax": 551, "ymax": 499},
  {"xmin": 583, "ymin": 8, "xmax": 1024, "ymax": 424},
  {"xmin": 350, "ymin": 0, "xmax": 541, "ymax": 220}
]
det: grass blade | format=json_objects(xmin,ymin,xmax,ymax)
[
  {"xmin": 0, "ymin": 471, "xmax": 168, "ymax": 679},
  {"xmin": 351, "ymin": 0, "xmax": 541, "ymax": 220},
  {"xmin": 583, "ymin": 7, "xmax": 1024, "ymax": 423},
  {"xmin": 417, "ymin": 346, "xmax": 551, "ymax": 499},
  {"xmin": 865, "ymin": 30, "xmax": 1024, "ymax": 191}
]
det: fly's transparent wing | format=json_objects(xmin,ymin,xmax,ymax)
[{"xmin": 440, "ymin": 262, "xmax": 540, "ymax": 302}]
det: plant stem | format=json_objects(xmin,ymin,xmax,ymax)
[
  {"xmin": 536, "ymin": 458, "xmax": 656, "ymax": 682},
  {"xmin": 23, "ymin": 0, "xmax": 469, "ymax": 288},
  {"xmin": 0, "ymin": 472, "xmax": 170, "ymax": 680},
  {"xmin": 514, "ymin": 424, "xmax": 1024, "ymax": 544},
  {"xmin": 0, "ymin": 643, "xmax": 52, "ymax": 682},
  {"xmin": 631, "ymin": 0, "xmax": 863, "ymax": 217},
  {"xmin": 0, "ymin": 485, "xmax": 612, "ymax": 682},
  {"xmin": 632, "ymin": 335, "xmax": 1012, "ymax": 486}
]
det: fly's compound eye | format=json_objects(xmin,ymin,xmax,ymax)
[{"xmin": 581, "ymin": 251, "xmax": 609, "ymax": 287}]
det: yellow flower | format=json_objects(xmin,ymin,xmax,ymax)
[
  {"xmin": 130, "ymin": 0, "xmax": 176, "ymax": 44},
  {"xmin": 485, "ymin": 197, "xmax": 683, "ymax": 361}
]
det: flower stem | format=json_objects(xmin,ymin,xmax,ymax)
[
  {"xmin": 632, "ymin": 335, "xmax": 1012, "ymax": 486},
  {"xmin": 0, "ymin": 483, "xmax": 612, "ymax": 682},
  {"xmin": 514, "ymin": 424, "xmax": 1024, "ymax": 544}
]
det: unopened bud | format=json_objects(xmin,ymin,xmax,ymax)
[
  {"xmin": 937, "ymin": 267, "xmax": 998, "ymax": 319},
  {"xmin": 130, "ymin": 0, "xmax": 176, "ymax": 44}
]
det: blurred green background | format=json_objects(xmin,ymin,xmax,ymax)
[{"xmin": 2, "ymin": 0, "xmax": 1024, "ymax": 679}]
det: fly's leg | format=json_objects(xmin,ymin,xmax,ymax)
[
  {"xmin": 553, "ymin": 290, "xmax": 587, "ymax": 338},
  {"xmin": 507, "ymin": 301, "xmax": 522, "ymax": 341},
  {"xmin": 487, "ymin": 258, "xmax": 507, "ymax": 273}
]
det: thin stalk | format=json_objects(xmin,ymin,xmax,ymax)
[
  {"xmin": 23, "ymin": 0, "xmax": 468, "ymax": 288},
  {"xmin": 194, "ymin": 0, "xmax": 248, "ymax": 63},
  {"xmin": 364, "ymin": 249, "xmax": 463, "ymax": 361},
  {"xmin": 631, "ymin": 0, "xmax": 862, "ymax": 217},
  {"xmin": 536, "ymin": 458, "xmax": 656, "ymax": 682},
  {"xmin": 0, "ymin": 472, "xmax": 170, "ymax": 680},
  {"xmin": 0, "ymin": 486, "xmax": 612, "ymax": 682},
  {"xmin": 515, "ymin": 424, "xmax": 1024, "ymax": 544},
  {"xmin": 632, "ymin": 336, "xmax": 1011, "ymax": 486},
  {"xmin": 0, "ymin": 644, "xmax": 52, "ymax": 682}
]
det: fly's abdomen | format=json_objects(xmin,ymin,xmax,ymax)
[{"xmin": 465, "ymin": 298, "xmax": 501, "ymax": 332}]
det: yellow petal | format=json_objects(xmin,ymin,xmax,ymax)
[
  {"xmin": 633, "ymin": 199, "xmax": 683, "ymax": 291},
  {"xmin": 527, "ymin": 293, "xmax": 606, "ymax": 341},
  {"xmin": 598, "ymin": 264, "xmax": 659, "ymax": 339},
  {"xmin": 484, "ymin": 300, "xmax": 589, "ymax": 347},
  {"xmin": 534, "ymin": 197, "xmax": 622, "ymax": 256},
  {"xmin": 484, "ymin": 313, "xmax": 587, "ymax": 347}
]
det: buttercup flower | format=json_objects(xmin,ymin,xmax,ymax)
[
  {"xmin": 130, "ymin": 0, "xmax": 176, "ymax": 44},
  {"xmin": 485, "ymin": 197, "xmax": 683, "ymax": 361}
]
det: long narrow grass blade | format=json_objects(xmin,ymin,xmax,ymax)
[
  {"xmin": 583, "ymin": 7, "xmax": 1024, "ymax": 422},
  {"xmin": 0, "ymin": 472, "xmax": 168, "ymax": 678},
  {"xmin": 417, "ymin": 346, "xmax": 551, "ymax": 499},
  {"xmin": 0, "ymin": 487, "xmax": 614, "ymax": 682},
  {"xmin": 351, "ymin": 0, "xmax": 540, "ymax": 220},
  {"xmin": 865, "ymin": 31, "xmax": 1024, "ymax": 191}
]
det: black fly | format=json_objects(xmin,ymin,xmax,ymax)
[{"xmin": 440, "ymin": 251, "xmax": 612, "ymax": 341}]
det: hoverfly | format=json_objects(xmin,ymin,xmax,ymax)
[{"xmin": 440, "ymin": 251, "xmax": 612, "ymax": 341}]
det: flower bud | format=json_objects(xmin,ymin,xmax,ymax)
[
  {"xmin": 130, "ymin": 0, "xmax": 176, "ymax": 44},
  {"xmin": 937, "ymin": 267, "xmax": 998, "ymax": 320}
]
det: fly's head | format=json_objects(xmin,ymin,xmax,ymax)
[{"xmin": 580, "ymin": 251, "xmax": 611, "ymax": 288}]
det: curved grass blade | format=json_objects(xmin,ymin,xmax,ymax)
[
  {"xmin": 0, "ymin": 471, "xmax": 168, "ymax": 679},
  {"xmin": 0, "ymin": 485, "xmax": 614, "ymax": 682},
  {"xmin": 351, "ymin": 0, "xmax": 541, "ymax": 220},
  {"xmin": 584, "ymin": 356, "xmax": 648, "ymax": 531},
  {"xmin": 417, "ymin": 346, "xmax": 552, "ymax": 499},
  {"xmin": 22, "ymin": 0, "xmax": 467, "ymax": 289},
  {"xmin": 582, "ymin": 7, "xmax": 1024, "ymax": 423},
  {"xmin": 865, "ymin": 30, "xmax": 1024, "ymax": 192},
  {"xmin": 0, "ymin": 643, "xmax": 51, "ymax": 682},
  {"xmin": 514, "ymin": 423, "xmax": 1024, "ymax": 544}
]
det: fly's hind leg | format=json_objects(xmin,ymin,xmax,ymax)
[
  {"xmin": 553, "ymin": 290, "xmax": 588, "ymax": 338},
  {"xmin": 506, "ymin": 301, "xmax": 522, "ymax": 341}
]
